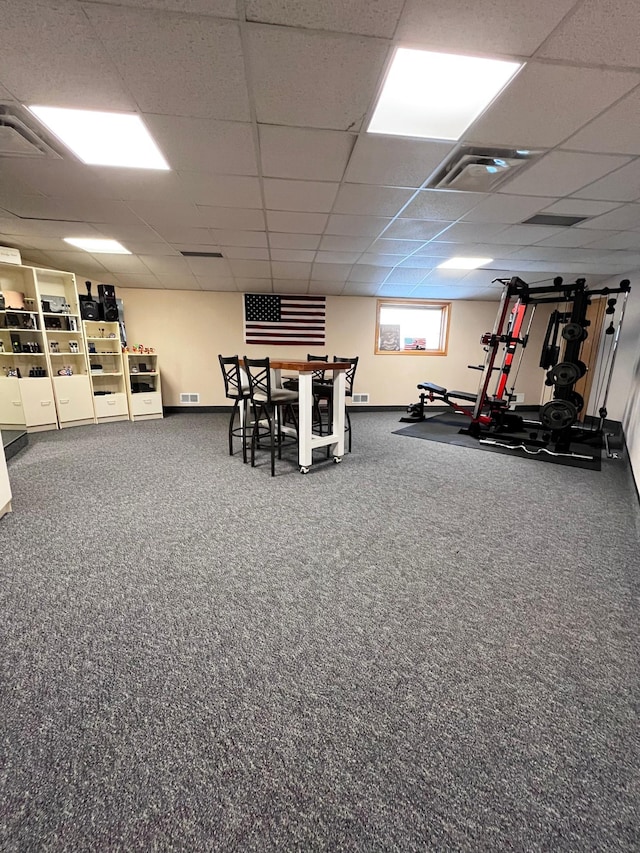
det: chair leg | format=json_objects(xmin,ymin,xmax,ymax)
[
  {"xmin": 346, "ymin": 408, "xmax": 352, "ymax": 453},
  {"xmin": 228, "ymin": 400, "xmax": 238, "ymax": 456},
  {"xmin": 269, "ymin": 406, "xmax": 276, "ymax": 476}
]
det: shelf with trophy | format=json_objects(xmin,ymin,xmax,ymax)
[
  {"xmin": 84, "ymin": 319, "xmax": 129, "ymax": 422},
  {"xmin": 34, "ymin": 267, "xmax": 95, "ymax": 428},
  {"xmin": 124, "ymin": 345, "xmax": 163, "ymax": 421},
  {"xmin": 0, "ymin": 261, "xmax": 57, "ymax": 432}
]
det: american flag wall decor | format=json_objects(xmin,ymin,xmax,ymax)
[{"xmin": 244, "ymin": 294, "xmax": 326, "ymax": 346}]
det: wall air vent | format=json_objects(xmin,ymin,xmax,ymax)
[
  {"xmin": 426, "ymin": 145, "xmax": 541, "ymax": 192},
  {"xmin": 522, "ymin": 214, "xmax": 589, "ymax": 227},
  {"xmin": 180, "ymin": 393, "xmax": 200, "ymax": 404},
  {"xmin": 0, "ymin": 104, "xmax": 65, "ymax": 159},
  {"xmin": 180, "ymin": 251, "xmax": 223, "ymax": 258}
]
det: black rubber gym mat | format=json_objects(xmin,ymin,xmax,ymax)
[{"xmin": 392, "ymin": 412, "xmax": 603, "ymax": 470}]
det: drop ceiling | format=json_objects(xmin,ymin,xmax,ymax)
[{"xmin": 1, "ymin": 0, "xmax": 640, "ymax": 300}]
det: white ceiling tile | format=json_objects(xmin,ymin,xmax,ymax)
[
  {"xmin": 325, "ymin": 214, "xmax": 391, "ymax": 237},
  {"xmin": 154, "ymin": 276, "xmax": 200, "ymax": 291},
  {"xmin": 144, "ymin": 115, "xmax": 258, "ymax": 174},
  {"xmin": 263, "ymin": 179, "xmax": 339, "ymax": 213},
  {"xmin": 270, "ymin": 249, "xmax": 316, "ymax": 262},
  {"xmin": 563, "ymin": 88, "xmax": 640, "ymax": 156},
  {"xmin": 212, "ymin": 230, "xmax": 268, "ymax": 247},
  {"xmin": 272, "ymin": 280, "xmax": 310, "ymax": 293},
  {"xmin": 582, "ymin": 232, "xmax": 640, "ymax": 251},
  {"xmin": 106, "ymin": 273, "xmax": 160, "ymax": 289},
  {"xmin": 96, "ymin": 254, "xmax": 152, "ymax": 274},
  {"xmin": 267, "ymin": 211, "xmax": 328, "ymax": 234},
  {"xmin": 461, "ymin": 194, "xmax": 555, "ymax": 224},
  {"xmin": 247, "ymin": 24, "xmax": 387, "ymax": 130},
  {"xmin": 341, "ymin": 282, "xmax": 379, "ymax": 295},
  {"xmin": 501, "ymin": 152, "xmax": 632, "ymax": 197},
  {"xmin": 399, "ymin": 190, "xmax": 487, "ymax": 221},
  {"xmin": 197, "ymin": 207, "xmax": 266, "ymax": 230},
  {"xmin": 100, "ymin": 1, "xmax": 237, "ymax": 16},
  {"xmin": 347, "ymin": 265, "xmax": 389, "ymax": 283},
  {"xmin": 369, "ymin": 238, "xmax": 426, "ymax": 254},
  {"xmin": 416, "ymin": 242, "xmax": 492, "ymax": 258},
  {"xmin": 311, "ymin": 263, "xmax": 353, "ymax": 281},
  {"xmin": 197, "ymin": 277, "xmax": 238, "ymax": 291},
  {"xmin": 377, "ymin": 284, "xmax": 417, "ymax": 297},
  {"xmin": 185, "ymin": 256, "xmax": 232, "ymax": 276},
  {"xmin": 382, "ymin": 219, "xmax": 451, "ymax": 241},
  {"xmin": 421, "ymin": 222, "xmax": 505, "ymax": 243},
  {"xmin": 233, "ymin": 278, "xmax": 273, "ymax": 292},
  {"xmin": 572, "ymin": 159, "xmax": 640, "ymax": 202},
  {"xmin": 150, "ymin": 225, "xmax": 215, "ymax": 243},
  {"xmin": 344, "ymin": 136, "xmax": 453, "ymax": 187},
  {"xmin": 535, "ymin": 229, "xmax": 611, "ymax": 248},
  {"xmin": 541, "ymin": 200, "xmax": 621, "ymax": 216},
  {"xmin": 139, "ymin": 255, "xmax": 193, "ymax": 275},
  {"xmin": 228, "ymin": 259, "xmax": 272, "ymax": 277},
  {"xmin": 83, "ymin": 6, "xmax": 250, "ymax": 119},
  {"xmin": 178, "ymin": 173, "xmax": 262, "ymax": 207},
  {"xmin": 117, "ymin": 241, "xmax": 181, "ymax": 256},
  {"xmin": 0, "ymin": 195, "xmax": 141, "ymax": 225},
  {"xmin": 308, "ymin": 281, "xmax": 345, "ymax": 295},
  {"xmin": 333, "ymin": 185, "xmax": 415, "ymax": 216},
  {"xmin": 83, "ymin": 169, "xmax": 188, "ymax": 204},
  {"xmin": 268, "ymin": 233, "xmax": 322, "ymax": 250},
  {"xmin": 397, "ymin": 0, "xmax": 577, "ymax": 56},
  {"xmin": 319, "ymin": 235, "xmax": 372, "ymax": 252},
  {"xmin": 468, "ymin": 63, "xmax": 639, "ymax": 148},
  {"xmin": 221, "ymin": 247, "xmax": 270, "ymax": 260},
  {"xmin": 574, "ymin": 205, "xmax": 640, "ymax": 232},
  {"xmin": 259, "ymin": 125, "xmax": 355, "ymax": 181},
  {"xmin": 246, "ymin": 0, "xmax": 405, "ymax": 37},
  {"xmin": 270, "ymin": 261, "xmax": 312, "ymax": 279},
  {"xmin": 127, "ymin": 199, "xmax": 204, "ymax": 228},
  {"xmin": 493, "ymin": 224, "xmax": 565, "ymax": 244},
  {"xmin": 315, "ymin": 251, "xmax": 362, "ymax": 264},
  {"xmin": 5, "ymin": 160, "xmax": 110, "ymax": 200},
  {"xmin": 40, "ymin": 250, "xmax": 109, "ymax": 275},
  {"xmin": 357, "ymin": 253, "xmax": 404, "ymax": 267},
  {"xmin": 536, "ymin": 0, "xmax": 640, "ymax": 68},
  {"xmin": 385, "ymin": 267, "xmax": 428, "ymax": 285},
  {"xmin": 0, "ymin": 0, "xmax": 135, "ymax": 108},
  {"xmin": 397, "ymin": 256, "xmax": 440, "ymax": 269}
]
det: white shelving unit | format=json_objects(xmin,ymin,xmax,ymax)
[
  {"xmin": 0, "ymin": 429, "xmax": 12, "ymax": 519},
  {"xmin": 0, "ymin": 261, "xmax": 57, "ymax": 432},
  {"xmin": 34, "ymin": 268, "xmax": 95, "ymax": 429},
  {"xmin": 125, "ymin": 350, "xmax": 163, "ymax": 421},
  {"xmin": 84, "ymin": 320, "xmax": 129, "ymax": 423}
]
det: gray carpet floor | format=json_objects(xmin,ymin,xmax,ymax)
[{"xmin": 1, "ymin": 411, "xmax": 639, "ymax": 852}]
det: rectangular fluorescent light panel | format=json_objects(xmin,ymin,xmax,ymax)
[
  {"xmin": 28, "ymin": 106, "xmax": 170, "ymax": 169},
  {"xmin": 438, "ymin": 257, "xmax": 493, "ymax": 270},
  {"xmin": 64, "ymin": 238, "xmax": 131, "ymax": 254},
  {"xmin": 368, "ymin": 48, "xmax": 522, "ymax": 140}
]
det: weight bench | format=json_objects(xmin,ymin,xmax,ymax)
[{"xmin": 401, "ymin": 381, "xmax": 509, "ymax": 423}]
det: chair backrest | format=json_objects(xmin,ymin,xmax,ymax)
[
  {"xmin": 333, "ymin": 356, "xmax": 359, "ymax": 397},
  {"xmin": 307, "ymin": 353, "xmax": 329, "ymax": 383},
  {"xmin": 218, "ymin": 354, "xmax": 247, "ymax": 400},
  {"xmin": 243, "ymin": 356, "xmax": 272, "ymax": 402}
]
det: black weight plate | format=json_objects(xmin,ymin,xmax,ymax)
[
  {"xmin": 539, "ymin": 399, "xmax": 578, "ymax": 430},
  {"xmin": 548, "ymin": 361, "xmax": 581, "ymax": 387}
]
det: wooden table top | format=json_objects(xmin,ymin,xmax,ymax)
[{"xmin": 270, "ymin": 360, "xmax": 352, "ymax": 372}]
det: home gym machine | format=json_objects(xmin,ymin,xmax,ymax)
[{"xmin": 401, "ymin": 275, "xmax": 631, "ymax": 459}]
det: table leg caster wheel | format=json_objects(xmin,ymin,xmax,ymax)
[
  {"xmin": 333, "ymin": 456, "xmax": 342, "ymax": 464},
  {"xmin": 300, "ymin": 466, "xmax": 310, "ymax": 474}
]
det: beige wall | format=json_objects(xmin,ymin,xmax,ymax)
[{"xmin": 120, "ymin": 288, "xmax": 551, "ymax": 409}]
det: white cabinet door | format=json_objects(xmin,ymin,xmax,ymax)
[
  {"xmin": 94, "ymin": 392, "xmax": 128, "ymax": 420},
  {"xmin": 130, "ymin": 391, "xmax": 162, "ymax": 418},
  {"xmin": 52, "ymin": 375, "xmax": 95, "ymax": 425},
  {"xmin": 19, "ymin": 377, "xmax": 57, "ymax": 428},
  {"xmin": 0, "ymin": 378, "xmax": 25, "ymax": 426}
]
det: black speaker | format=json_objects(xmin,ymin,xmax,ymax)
[
  {"xmin": 80, "ymin": 300, "xmax": 100, "ymax": 321},
  {"xmin": 98, "ymin": 283, "xmax": 119, "ymax": 322}
]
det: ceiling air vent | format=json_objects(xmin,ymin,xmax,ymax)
[
  {"xmin": 426, "ymin": 145, "xmax": 540, "ymax": 192},
  {"xmin": 522, "ymin": 214, "xmax": 589, "ymax": 227},
  {"xmin": 180, "ymin": 251, "xmax": 224, "ymax": 258},
  {"xmin": 0, "ymin": 104, "xmax": 65, "ymax": 159}
]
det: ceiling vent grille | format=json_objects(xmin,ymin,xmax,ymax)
[
  {"xmin": 522, "ymin": 214, "xmax": 589, "ymax": 227},
  {"xmin": 426, "ymin": 145, "xmax": 541, "ymax": 192},
  {"xmin": 180, "ymin": 251, "xmax": 224, "ymax": 258},
  {"xmin": 0, "ymin": 104, "xmax": 65, "ymax": 159}
]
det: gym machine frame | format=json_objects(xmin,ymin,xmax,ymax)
[{"xmin": 402, "ymin": 275, "xmax": 631, "ymax": 459}]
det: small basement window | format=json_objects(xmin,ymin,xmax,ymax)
[{"xmin": 375, "ymin": 299, "xmax": 450, "ymax": 355}]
